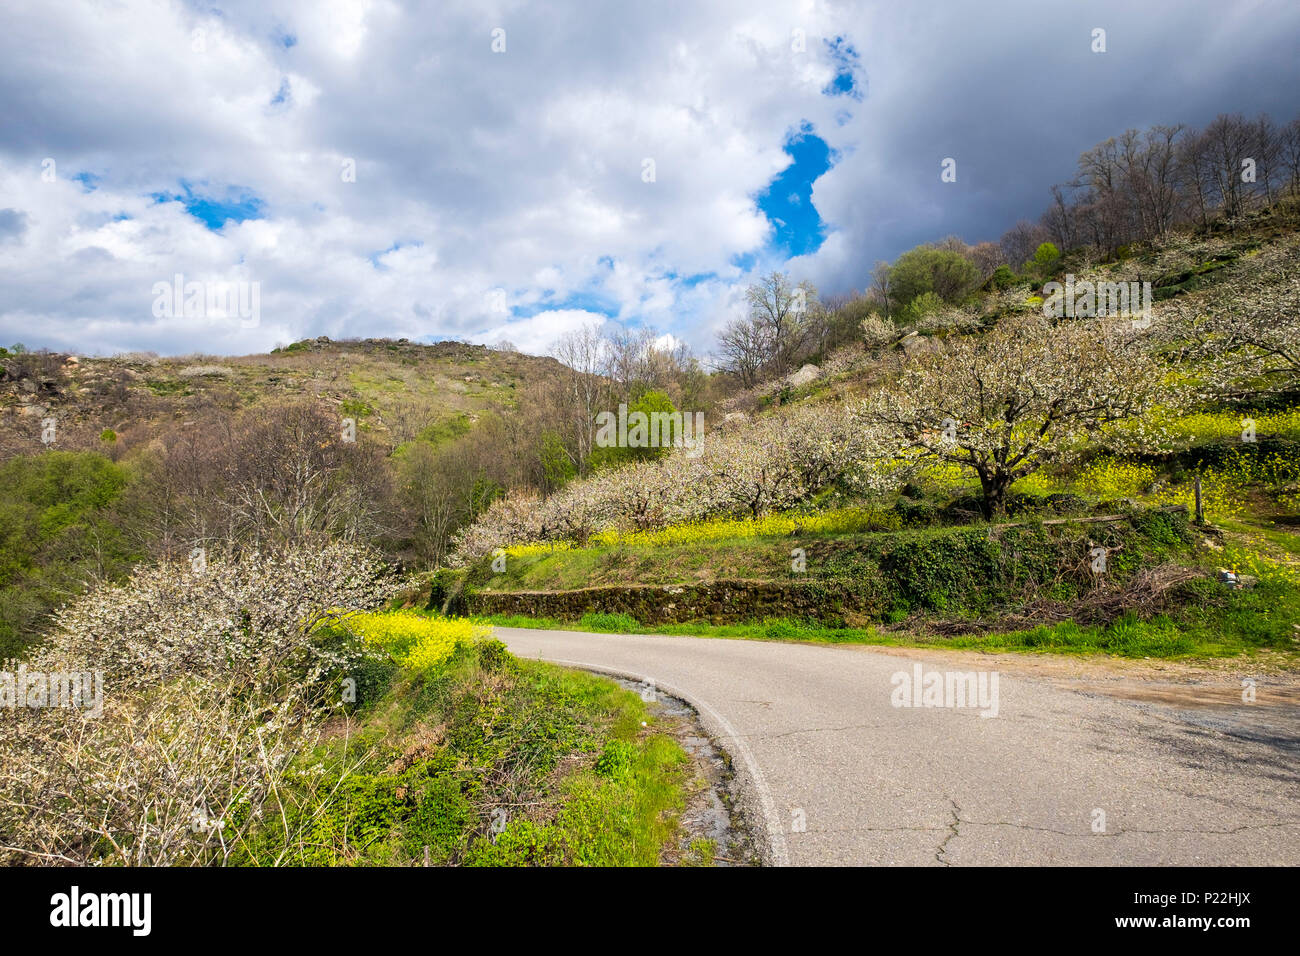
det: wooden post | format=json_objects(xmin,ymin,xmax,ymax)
[
  {"xmin": 1194, "ymin": 475, "xmax": 1204, "ymax": 525},
  {"xmin": 423, "ymin": 845, "xmax": 430, "ymax": 867}
]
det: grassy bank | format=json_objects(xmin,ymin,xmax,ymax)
[
  {"xmin": 486, "ymin": 569, "xmax": 1300, "ymax": 660},
  {"xmin": 232, "ymin": 617, "xmax": 697, "ymax": 866}
]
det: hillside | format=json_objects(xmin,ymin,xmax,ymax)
[
  {"xmin": 0, "ymin": 337, "xmax": 575, "ymax": 658},
  {"xmin": 438, "ymin": 202, "xmax": 1300, "ymax": 663},
  {"xmin": 0, "ymin": 337, "xmax": 565, "ymax": 457}
]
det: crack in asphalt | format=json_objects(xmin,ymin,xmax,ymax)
[{"xmin": 936, "ymin": 799, "xmax": 961, "ymax": 866}]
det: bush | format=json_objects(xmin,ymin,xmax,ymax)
[{"xmin": 0, "ymin": 542, "xmax": 407, "ymax": 866}]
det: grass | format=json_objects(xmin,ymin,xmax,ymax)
[
  {"xmin": 485, "ymin": 572, "xmax": 1300, "ymax": 660},
  {"xmin": 231, "ymin": 620, "xmax": 692, "ymax": 866}
]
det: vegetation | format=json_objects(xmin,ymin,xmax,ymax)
[
  {"xmin": 489, "ymin": 568, "xmax": 1300, "ymax": 660},
  {"xmin": 231, "ymin": 635, "xmax": 689, "ymax": 867},
  {"xmin": 0, "ymin": 544, "xmax": 692, "ymax": 866},
  {"xmin": 0, "ymin": 452, "xmax": 140, "ymax": 659},
  {"xmin": 4, "ymin": 106, "xmax": 1300, "ymax": 870}
]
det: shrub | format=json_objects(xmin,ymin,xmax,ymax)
[{"xmin": 0, "ymin": 542, "xmax": 406, "ymax": 866}]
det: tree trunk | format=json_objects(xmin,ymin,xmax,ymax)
[{"xmin": 979, "ymin": 470, "xmax": 1008, "ymax": 520}]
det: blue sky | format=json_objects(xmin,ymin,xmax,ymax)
[
  {"xmin": 151, "ymin": 183, "xmax": 266, "ymax": 231},
  {"xmin": 758, "ymin": 125, "xmax": 834, "ymax": 258},
  {"xmin": 1, "ymin": 0, "xmax": 1298, "ymax": 358}
]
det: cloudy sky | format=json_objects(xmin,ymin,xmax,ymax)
[{"xmin": 2, "ymin": 0, "xmax": 1298, "ymax": 359}]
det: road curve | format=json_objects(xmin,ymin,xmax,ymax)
[{"xmin": 495, "ymin": 626, "xmax": 1300, "ymax": 866}]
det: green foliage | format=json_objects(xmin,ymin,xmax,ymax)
[
  {"xmin": 593, "ymin": 739, "xmax": 637, "ymax": 778},
  {"xmin": 539, "ymin": 429, "xmax": 576, "ymax": 491},
  {"xmin": 339, "ymin": 397, "xmax": 374, "ymax": 419},
  {"xmin": 465, "ymin": 734, "xmax": 686, "ymax": 866},
  {"xmin": 579, "ymin": 611, "xmax": 641, "ymax": 632},
  {"xmin": 1033, "ymin": 242, "xmax": 1061, "ymax": 266},
  {"xmin": 415, "ymin": 413, "xmax": 471, "ymax": 447},
  {"xmin": 98, "ymin": 428, "xmax": 117, "ymax": 443},
  {"xmin": 887, "ymin": 246, "xmax": 981, "ymax": 313},
  {"xmin": 987, "ymin": 265, "xmax": 1020, "ymax": 290},
  {"xmin": 235, "ymin": 635, "xmax": 687, "ymax": 866},
  {"xmin": 901, "ymin": 291, "xmax": 945, "ymax": 323},
  {"xmin": 588, "ymin": 390, "xmax": 680, "ymax": 470},
  {"xmin": 0, "ymin": 452, "xmax": 139, "ymax": 659}
]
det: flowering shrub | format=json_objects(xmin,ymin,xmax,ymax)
[
  {"xmin": 449, "ymin": 401, "xmax": 894, "ymax": 565},
  {"xmin": 336, "ymin": 610, "xmax": 492, "ymax": 670},
  {"xmin": 1156, "ymin": 235, "xmax": 1300, "ymax": 394},
  {"xmin": 0, "ymin": 542, "xmax": 406, "ymax": 866},
  {"xmin": 38, "ymin": 542, "xmax": 406, "ymax": 692}
]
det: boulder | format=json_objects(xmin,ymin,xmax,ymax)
[{"xmin": 786, "ymin": 363, "xmax": 820, "ymax": 388}]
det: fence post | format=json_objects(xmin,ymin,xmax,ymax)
[{"xmin": 1194, "ymin": 474, "xmax": 1204, "ymax": 526}]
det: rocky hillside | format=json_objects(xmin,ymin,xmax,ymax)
[{"xmin": 0, "ymin": 337, "xmax": 565, "ymax": 459}]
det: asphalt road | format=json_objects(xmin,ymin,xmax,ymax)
[{"xmin": 495, "ymin": 626, "xmax": 1300, "ymax": 866}]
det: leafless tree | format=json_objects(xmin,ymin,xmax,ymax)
[
  {"xmin": 745, "ymin": 271, "xmax": 816, "ymax": 374},
  {"xmin": 1000, "ymin": 219, "xmax": 1050, "ymax": 270},
  {"xmin": 716, "ymin": 314, "xmax": 771, "ymax": 387}
]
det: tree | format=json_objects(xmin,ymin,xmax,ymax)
[
  {"xmin": 1159, "ymin": 235, "xmax": 1300, "ymax": 395},
  {"xmin": 869, "ymin": 260, "xmax": 895, "ymax": 315},
  {"xmin": 551, "ymin": 323, "xmax": 610, "ymax": 473},
  {"xmin": 1032, "ymin": 241, "xmax": 1061, "ymax": 272},
  {"xmin": 1280, "ymin": 116, "xmax": 1300, "ymax": 196},
  {"xmin": 862, "ymin": 316, "xmax": 1172, "ymax": 518},
  {"xmin": 888, "ymin": 246, "xmax": 981, "ymax": 309},
  {"xmin": 901, "ymin": 291, "xmax": 944, "ymax": 325},
  {"xmin": 1000, "ymin": 220, "xmax": 1051, "ymax": 271},
  {"xmin": 396, "ymin": 441, "xmax": 463, "ymax": 566},
  {"xmin": 968, "ymin": 241, "xmax": 1006, "ymax": 280},
  {"xmin": 1130, "ymin": 124, "xmax": 1185, "ymax": 239},
  {"xmin": 588, "ymin": 390, "xmax": 680, "ymax": 471},
  {"xmin": 220, "ymin": 400, "xmax": 390, "ymax": 547},
  {"xmin": 744, "ymin": 271, "xmax": 816, "ymax": 375},
  {"xmin": 716, "ymin": 314, "xmax": 770, "ymax": 387},
  {"xmin": 1199, "ymin": 113, "xmax": 1255, "ymax": 220}
]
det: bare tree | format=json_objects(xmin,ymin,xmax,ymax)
[
  {"xmin": 869, "ymin": 260, "xmax": 895, "ymax": 314},
  {"xmin": 1200, "ymin": 113, "xmax": 1255, "ymax": 220},
  {"xmin": 1000, "ymin": 220, "xmax": 1050, "ymax": 270},
  {"xmin": 552, "ymin": 322, "xmax": 610, "ymax": 471},
  {"xmin": 716, "ymin": 314, "xmax": 771, "ymax": 387},
  {"xmin": 745, "ymin": 271, "xmax": 816, "ymax": 374},
  {"xmin": 1281, "ymin": 116, "xmax": 1300, "ymax": 196}
]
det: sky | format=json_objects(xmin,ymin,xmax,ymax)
[{"xmin": 1, "ymin": 0, "xmax": 1299, "ymax": 360}]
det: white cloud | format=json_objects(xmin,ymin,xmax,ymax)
[{"xmin": 1, "ymin": 0, "xmax": 1297, "ymax": 359}]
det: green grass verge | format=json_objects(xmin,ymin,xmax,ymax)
[
  {"xmin": 230, "ymin": 635, "xmax": 689, "ymax": 866},
  {"xmin": 485, "ymin": 574, "xmax": 1300, "ymax": 660}
]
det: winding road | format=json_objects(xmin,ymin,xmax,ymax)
[{"xmin": 496, "ymin": 626, "xmax": 1300, "ymax": 866}]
